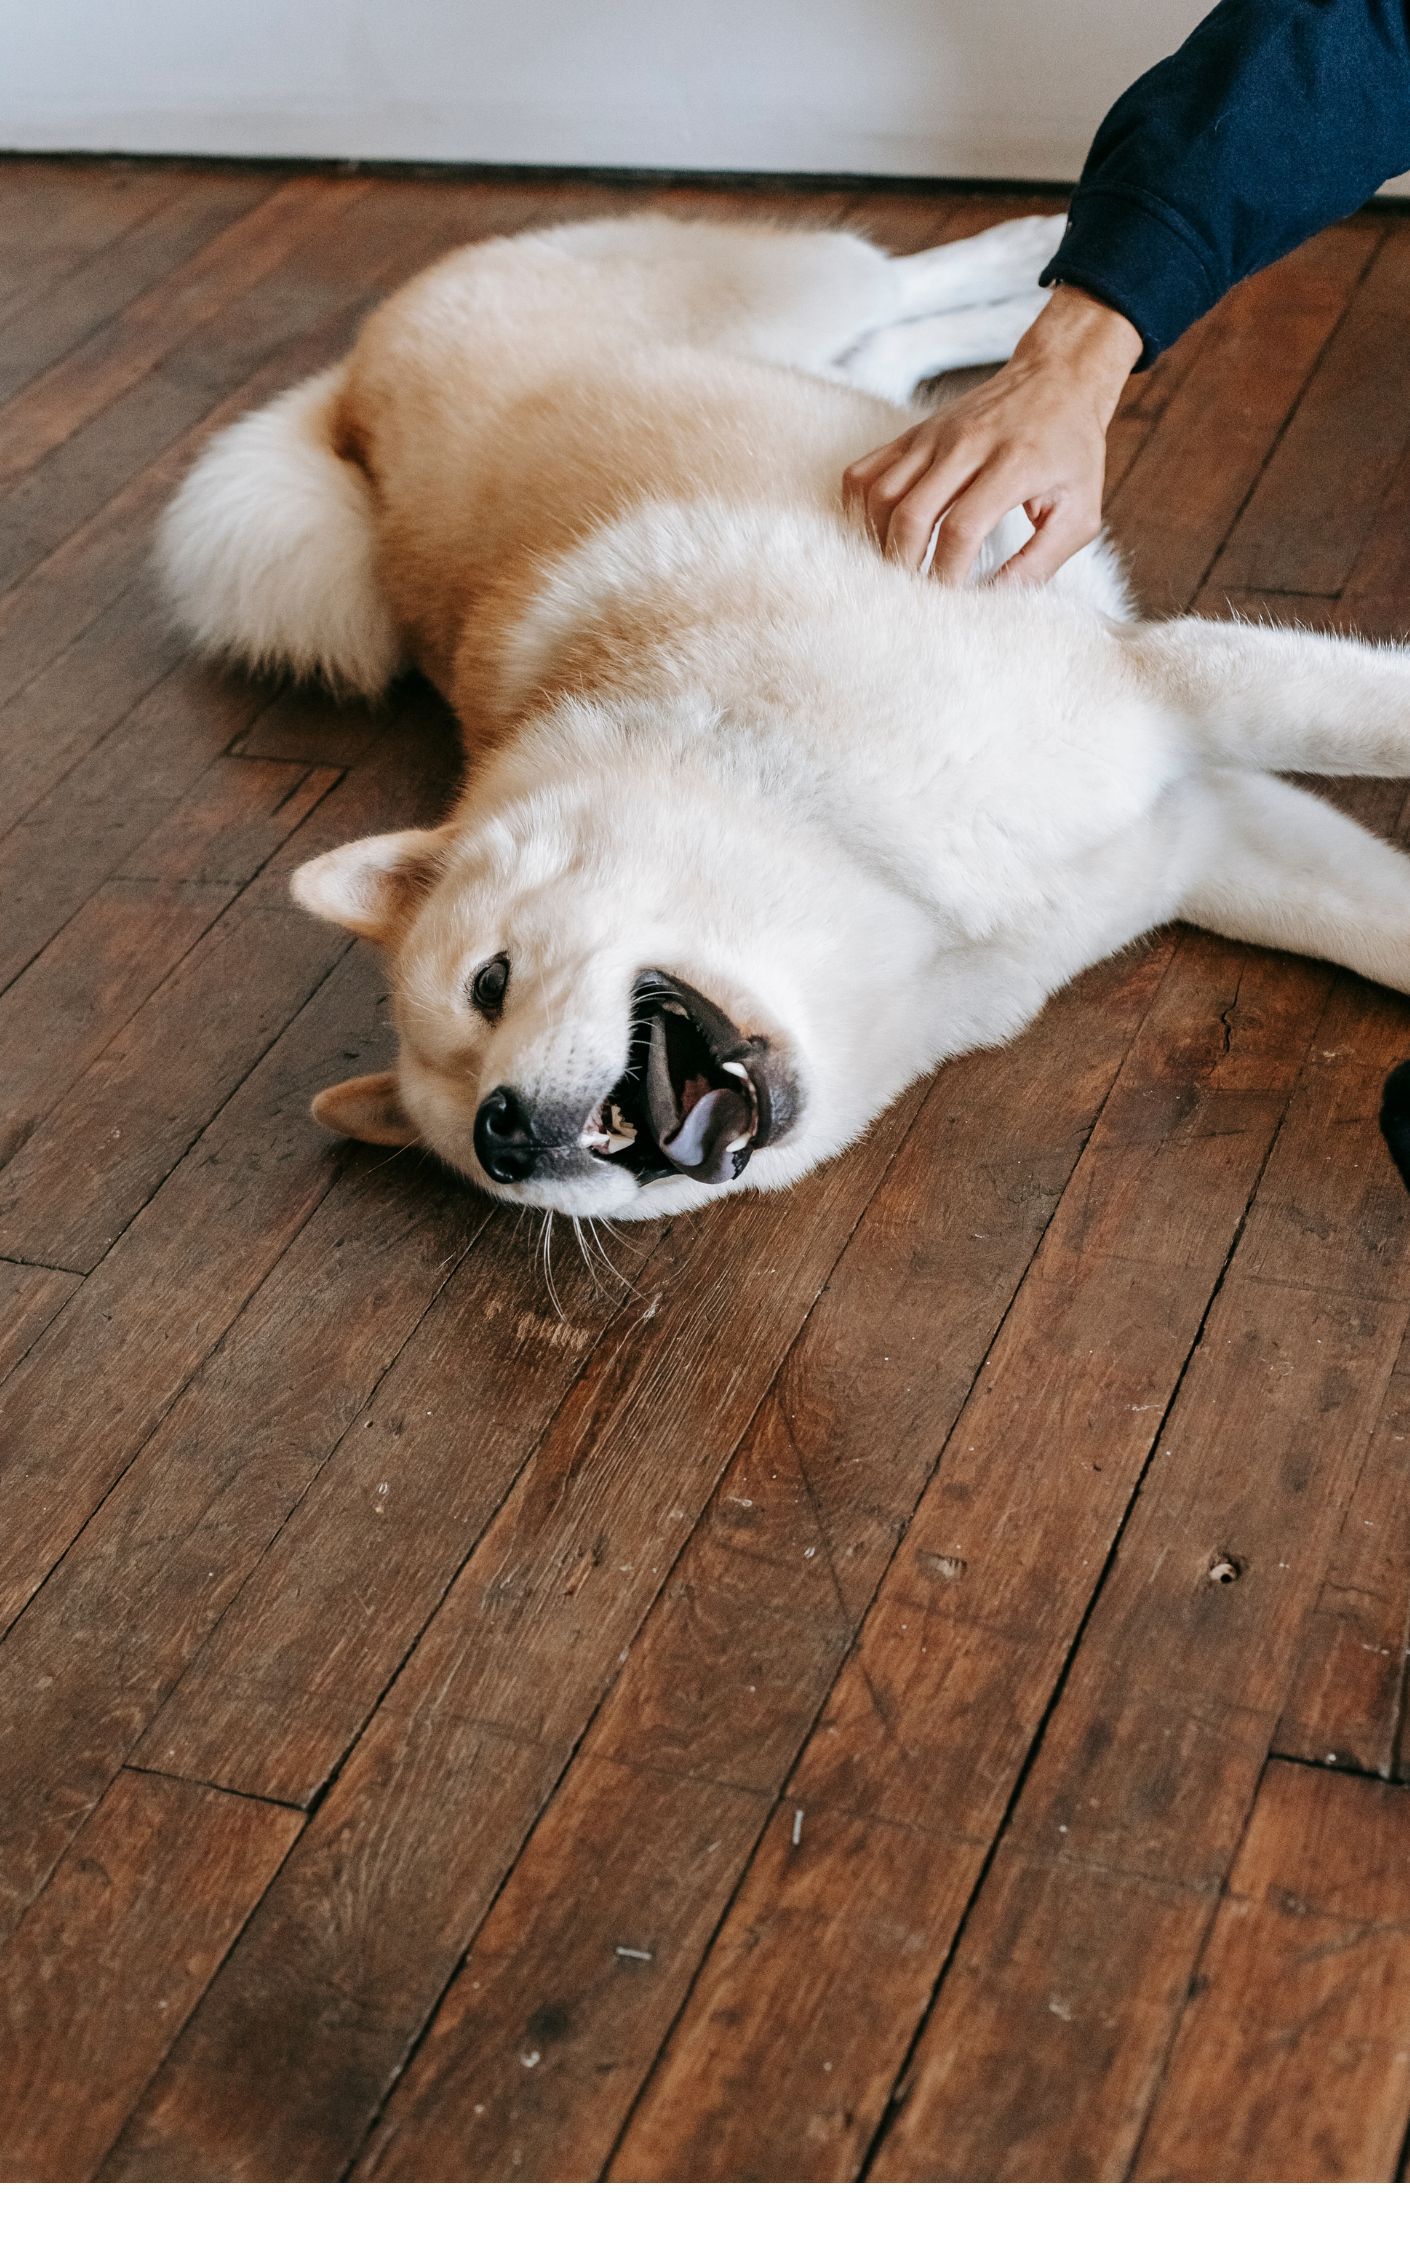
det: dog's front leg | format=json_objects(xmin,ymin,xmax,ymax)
[{"xmin": 1123, "ymin": 614, "xmax": 1410, "ymax": 780}]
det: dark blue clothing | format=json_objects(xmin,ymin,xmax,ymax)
[{"xmin": 1038, "ymin": 0, "xmax": 1410, "ymax": 364}]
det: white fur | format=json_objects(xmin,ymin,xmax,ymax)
[{"xmin": 155, "ymin": 368, "xmax": 402, "ymax": 698}]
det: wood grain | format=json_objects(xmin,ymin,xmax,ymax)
[
  {"xmin": 0, "ymin": 1257, "xmax": 79, "ymax": 1386},
  {"xmin": 1106, "ymin": 223, "xmax": 1382, "ymax": 615},
  {"xmin": 870, "ymin": 1265, "xmax": 1406, "ymax": 2180},
  {"xmin": 0, "ymin": 941, "xmax": 413, "ymax": 1638},
  {"xmin": 611, "ymin": 937, "xmax": 1334, "ymax": 2180},
  {"xmin": 0, "ymin": 170, "xmax": 277, "ymax": 411},
  {"xmin": 1135, "ymin": 1760, "xmax": 1410, "ymax": 2181},
  {"xmin": 0, "ymin": 176, "xmax": 365, "ymax": 486},
  {"xmin": 0, "ymin": 1107, "xmax": 478, "ymax": 1941},
  {"xmin": 97, "ymin": 1096, "xmax": 928, "ymax": 2177},
  {"xmin": 0, "ymin": 1769, "xmax": 300, "ymax": 2181},
  {"xmin": 0, "ymin": 688, "xmax": 457, "ymax": 1269},
  {"xmin": 1208, "ymin": 225, "xmax": 1410, "ymax": 596}
]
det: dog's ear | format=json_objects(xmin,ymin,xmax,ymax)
[
  {"xmin": 289, "ymin": 827, "xmax": 443, "ymax": 943},
  {"xmin": 311, "ymin": 1070, "xmax": 417, "ymax": 1148}
]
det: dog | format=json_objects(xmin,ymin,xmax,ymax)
[{"xmin": 158, "ymin": 211, "xmax": 1410, "ymax": 1219}]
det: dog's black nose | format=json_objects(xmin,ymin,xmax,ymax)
[{"xmin": 474, "ymin": 1085, "xmax": 538, "ymax": 1183}]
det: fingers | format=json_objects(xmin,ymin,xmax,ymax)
[
  {"xmin": 843, "ymin": 417, "xmax": 1098, "ymax": 588},
  {"xmin": 841, "ymin": 433, "xmax": 907, "ymax": 490},
  {"xmin": 843, "ymin": 432, "xmax": 934, "ymax": 551},
  {"xmin": 874, "ymin": 448, "xmax": 967, "ymax": 563},
  {"xmin": 842, "ymin": 419, "xmax": 978, "ymax": 559},
  {"xmin": 994, "ymin": 499, "xmax": 1102, "ymax": 586},
  {"xmin": 844, "ymin": 424, "xmax": 1030, "ymax": 578},
  {"xmin": 840, "ymin": 435, "xmax": 906, "ymax": 532},
  {"xmin": 923, "ymin": 462, "xmax": 1025, "ymax": 584}
]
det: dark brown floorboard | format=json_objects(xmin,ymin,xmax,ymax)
[{"xmin": 0, "ymin": 160, "xmax": 1408, "ymax": 2183}]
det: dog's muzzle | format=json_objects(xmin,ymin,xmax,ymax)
[{"xmin": 581, "ymin": 970, "xmax": 794, "ymax": 1187}]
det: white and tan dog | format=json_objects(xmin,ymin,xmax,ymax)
[{"xmin": 160, "ymin": 211, "xmax": 1410, "ymax": 1218}]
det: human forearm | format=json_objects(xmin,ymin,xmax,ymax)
[{"xmin": 1040, "ymin": 0, "xmax": 1410, "ymax": 365}]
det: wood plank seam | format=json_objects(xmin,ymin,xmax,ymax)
[
  {"xmin": 1190, "ymin": 227, "xmax": 1402, "ymax": 607},
  {"xmin": 313, "ymin": 1090, "xmax": 918, "ymax": 1761},
  {"xmin": 857, "ymin": 1285, "xmax": 1407, "ymax": 2171},
  {"xmin": 588, "ymin": 946, "xmax": 1308, "ymax": 2180},
  {"xmin": 5, "ymin": 174, "xmax": 1409, "ymax": 2181},
  {"xmin": 0, "ymin": 178, "xmax": 575, "ymax": 644},
  {"xmin": 0, "ymin": 174, "xmax": 195, "ymax": 323},
  {"xmin": 0, "ymin": 682, "xmax": 286, "ymax": 982},
  {"xmin": 0, "ymin": 1252, "xmax": 85, "ymax": 1279},
  {"xmin": 120, "ymin": 1760, "xmax": 308, "ymax": 1812},
  {"xmin": 0, "ymin": 174, "xmax": 284, "ymax": 418},
  {"xmin": 0, "ymin": 167, "xmax": 200, "ymax": 326},
  {"xmin": 360, "ymin": 931, "xmax": 1319, "ymax": 2180},
  {"xmin": 1269, "ymin": 1743, "xmax": 1410, "ymax": 1784},
  {"xmin": 112, "ymin": 1206, "xmax": 573, "ymax": 1823},
  {"xmin": 861, "ymin": 1288, "xmax": 1390, "ymax": 2177},
  {"xmin": 0, "ymin": 762, "xmax": 343, "ymax": 1165},
  {"xmin": 0, "ymin": 939, "xmax": 361, "ymax": 1630},
  {"xmin": 1127, "ymin": 1761, "xmax": 1410, "ymax": 2180},
  {"xmin": 0, "ymin": 176, "xmax": 363, "ymax": 490},
  {"xmin": 842, "ymin": 1028, "xmax": 1327, "ymax": 2175},
  {"xmin": 0, "ymin": 1763, "xmax": 306, "ymax": 2183},
  {"xmin": 0, "ymin": 911, "xmax": 345, "ymax": 1296}
]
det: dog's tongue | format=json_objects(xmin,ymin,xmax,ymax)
[{"xmin": 644, "ymin": 1013, "xmax": 753, "ymax": 1182}]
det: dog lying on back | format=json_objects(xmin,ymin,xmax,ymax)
[{"xmin": 160, "ymin": 213, "xmax": 1410, "ymax": 1217}]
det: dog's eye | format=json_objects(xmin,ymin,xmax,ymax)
[{"xmin": 470, "ymin": 953, "xmax": 510, "ymax": 1018}]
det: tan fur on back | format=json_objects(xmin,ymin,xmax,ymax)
[{"xmin": 339, "ymin": 231, "xmax": 902, "ymax": 727}]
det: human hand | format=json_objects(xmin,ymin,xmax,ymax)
[{"xmin": 842, "ymin": 285, "xmax": 1142, "ymax": 586}]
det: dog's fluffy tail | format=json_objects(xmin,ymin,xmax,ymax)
[{"xmin": 156, "ymin": 367, "xmax": 401, "ymax": 700}]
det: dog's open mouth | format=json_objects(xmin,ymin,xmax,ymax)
[{"xmin": 580, "ymin": 971, "xmax": 774, "ymax": 1186}]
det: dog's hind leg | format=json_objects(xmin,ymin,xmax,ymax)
[
  {"xmin": 888, "ymin": 213, "xmax": 1066, "ymax": 318},
  {"xmin": 839, "ymin": 290, "xmax": 1049, "ymax": 404},
  {"xmin": 1182, "ymin": 770, "xmax": 1410, "ymax": 995}
]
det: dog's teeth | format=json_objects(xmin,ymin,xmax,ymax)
[{"xmin": 582, "ymin": 1098, "xmax": 637, "ymax": 1157}]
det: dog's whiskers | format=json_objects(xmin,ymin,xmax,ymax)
[
  {"xmin": 571, "ymin": 1213, "xmax": 611, "ymax": 1294},
  {"xmin": 538, "ymin": 1210, "xmax": 567, "ymax": 1322},
  {"xmin": 585, "ymin": 1214, "xmax": 633, "ymax": 1291}
]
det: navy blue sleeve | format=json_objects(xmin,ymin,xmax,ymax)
[{"xmin": 1038, "ymin": 0, "xmax": 1410, "ymax": 365}]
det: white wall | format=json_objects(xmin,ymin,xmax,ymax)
[{"xmin": 0, "ymin": 0, "xmax": 1214, "ymax": 178}]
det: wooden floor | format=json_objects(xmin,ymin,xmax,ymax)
[{"xmin": 1, "ymin": 158, "xmax": 1409, "ymax": 2185}]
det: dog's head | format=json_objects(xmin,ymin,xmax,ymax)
[{"xmin": 291, "ymin": 760, "xmax": 808, "ymax": 1217}]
